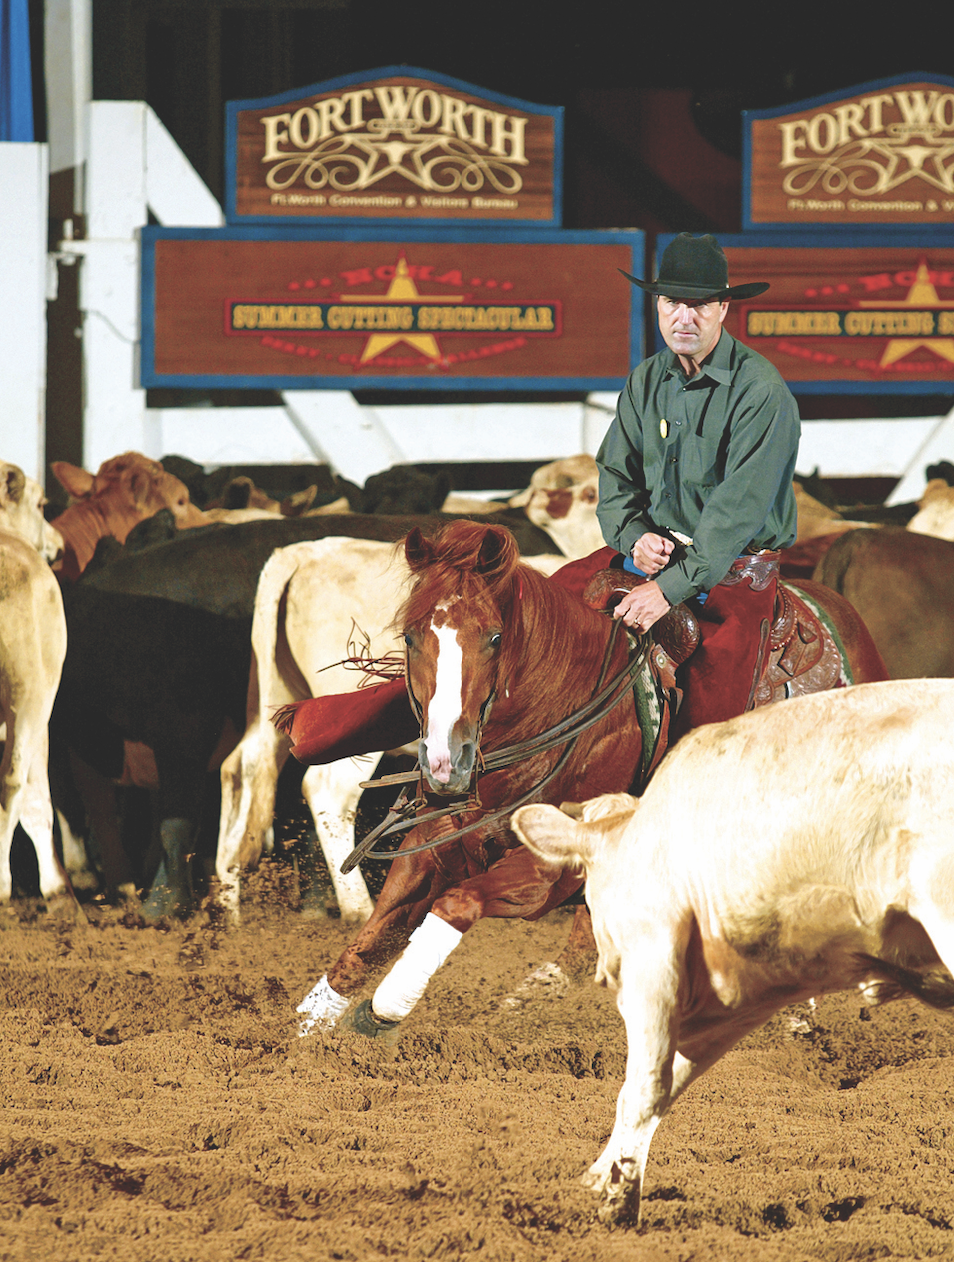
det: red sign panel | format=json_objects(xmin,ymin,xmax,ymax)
[
  {"xmin": 225, "ymin": 68, "xmax": 562, "ymax": 227},
  {"xmin": 711, "ymin": 237, "xmax": 954, "ymax": 388},
  {"xmin": 141, "ymin": 229, "xmax": 642, "ymax": 391},
  {"xmin": 744, "ymin": 75, "xmax": 954, "ymax": 228}
]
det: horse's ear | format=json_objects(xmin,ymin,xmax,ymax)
[
  {"xmin": 404, "ymin": 526, "xmax": 432, "ymax": 569},
  {"xmin": 475, "ymin": 525, "xmax": 518, "ymax": 576}
]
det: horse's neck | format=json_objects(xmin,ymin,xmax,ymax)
[{"xmin": 487, "ymin": 566, "xmax": 620, "ymax": 740}]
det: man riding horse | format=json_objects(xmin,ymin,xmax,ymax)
[
  {"xmin": 595, "ymin": 232, "xmax": 799, "ymax": 736},
  {"xmin": 281, "ymin": 232, "xmax": 800, "ymax": 763}
]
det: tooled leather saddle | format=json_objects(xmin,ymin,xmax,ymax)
[{"xmin": 581, "ymin": 564, "xmax": 847, "ymax": 719}]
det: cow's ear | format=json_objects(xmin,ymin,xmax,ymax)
[
  {"xmin": 0, "ymin": 463, "xmax": 25, "ymax": 507},
  {"xmin": 559, "ymin": 801, "xmax": 585, "ymax": 819},
  {"xmin": 51, "ymin": 461, "xmax": 95, "ymax": 499},
  {"xmin": 511, "ymin": 803, "xmax": 584, "ymax": 865},
  {"xmin": 129, "ymin": 468, "xmax": 152, "ymax": 509}
]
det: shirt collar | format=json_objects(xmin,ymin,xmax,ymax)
[{"xmin": 663, "ymin": 329, "xmax": 733, "ymax": 386}]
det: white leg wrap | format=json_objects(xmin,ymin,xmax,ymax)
[
  {"xmin": 296, "ymin": 974, "xmax": 351, "ymax": 1037},
  {"xmin": 371, "ymin": 913, "xmax": 463, "ymax": 1023}
]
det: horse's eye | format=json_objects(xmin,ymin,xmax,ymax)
[
  {"xmin": 489, "ymin": 632, "xmax": 502, "ymax": 650},
  {"xmin": 404, "ymin": 631, "xmax": 415, "ymax": 648}
]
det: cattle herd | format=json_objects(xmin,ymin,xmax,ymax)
[{"xmin": 2, "ymin": 448, "xmax": 954, "ymax": 1249}]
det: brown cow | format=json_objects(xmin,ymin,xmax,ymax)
[{"xmin": 51, "ymin": 452, "xmax": 210, "ymax": 581}]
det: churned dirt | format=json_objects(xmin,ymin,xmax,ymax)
[{"xmin": 2, "ymin": 871, "xmax": 954, "ymax": 1262}]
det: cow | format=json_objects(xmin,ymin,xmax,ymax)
[
  {"xmin": 53, "ymin": 510, "xmax": 565, "ymax": 916},
  {"xmin": 0, "ymin": 463, "xmax": 64, "ymax": 563},
  {"xmin": 906, "ymin": 478, "xmax": 954, "ymax": 540},
  {"xmin": 216, "ymin": 540, "xmax": 568, "ymax": 926},
  {"xmin": 510, "ymin": 678, "xmax": 954, "ymax": 1229},
  {"xmin": 50, "ymin": 452, "xmax": 211, "ymax": 582},
  {"xmin": 509, "ymin": 454, "xmax": 605, "ymax": 559},
  {"xmin": 0, "ymin": 465, "xmax": 69, "ymax": 908},
  {"xmin": 812, "ymin": 525, "xmax": 954, "ymax": 678}
]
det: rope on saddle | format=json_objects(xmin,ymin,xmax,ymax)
[{"xmin": 339, "ymin": 623, "xmax": 652, "ymax": 872}]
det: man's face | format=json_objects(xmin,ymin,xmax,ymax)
[{"xmin": 657, "ymin": 295, "xmax": 729, "ymax": 364}]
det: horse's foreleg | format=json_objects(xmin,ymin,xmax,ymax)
[
  {"xmin": 361, "ymin": 845, "xmax": 581, "ymax": 1030},
  {"xmin": 298, "ymin": 820, "xmax": 464, "ymax": 1035}
]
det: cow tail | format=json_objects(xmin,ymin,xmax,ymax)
[{"xmin": 856, "ymin": 953, "xmax": 954, "ymax": 1010}]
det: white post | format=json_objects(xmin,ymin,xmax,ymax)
[
  {"xmin": 71, "ymin": 101, "xmax": 224, "ymax": 471},
  {"xmin": 0, "ymin": 144, "xmax": 49, "ymax": 480},
  {"xmin": 44, "ymin": 0, "xmax": 92, "ymax": 212}
]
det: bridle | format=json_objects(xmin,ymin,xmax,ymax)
[{"xmin": 340, "ymin": 618, "xmax": 651, "ymax": 873}]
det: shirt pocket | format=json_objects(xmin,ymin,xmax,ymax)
[{"xmin": 681, "ymin": 431, "xmax": 721, "ymax": 488}]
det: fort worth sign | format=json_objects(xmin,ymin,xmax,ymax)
[
  {"xmin": 744, "ymin": 73, "xmax": 954, "ymax": 228},
  {"xmin": 225, "ymin": 66, "xmax": 562, "ymax": 227}
]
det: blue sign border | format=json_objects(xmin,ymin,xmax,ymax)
[
  {"xmin": 742, "ymin": 72, "xmax": 954, "ymax": 233},
  {"xmin": 653, "ymin": 229, "xmax": 954, "ymax": 394},
  {"xmin": 140, "ymin": 224, "xmax": 643, "ymax": 392},
  {"xmin": 224, "ymin": 65, "xmax": 564, "ymax": 229}
]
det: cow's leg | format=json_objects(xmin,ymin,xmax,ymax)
[
  {"xmin": 300, "ymin": 760, "xmax": 375, "ymax": 923},
  {"xmin": 19, "ymin": 730, "xmax": 69, "ymax": 905},
  {"xmin": 582, "ymin": 939, "xmax": 685, "ymax": 1229},
  {"xmin": 298, "ymin": 820, "xmax": 463, "ymax": 1035},
  {"xmin": 215, "ymin": 719, "xmax": 290, "ymax": 926},
  {"xmin": 67, "ymin": 751, "xmax": 136, "ymax": 899},
  {"xmin": 141, "ymin": 748, "xmax": 209, "ymax": 920}
]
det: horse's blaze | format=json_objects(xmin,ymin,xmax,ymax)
[{"xmin": 416, "ymin": 617, "xmax": 486, "ymax": 794}]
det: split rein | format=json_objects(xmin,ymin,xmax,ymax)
[{"xmin": 339, "ymin": 620, "xmax": 651, "ymax": 874}]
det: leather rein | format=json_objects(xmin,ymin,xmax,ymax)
[{"xmin": 340, "ymin": 619, "xmax": 650, "ymax": 873}]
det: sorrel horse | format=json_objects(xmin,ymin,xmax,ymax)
[{"xmin": 297, "ymin": 520, "xmax": 887, "ymax": 1038}]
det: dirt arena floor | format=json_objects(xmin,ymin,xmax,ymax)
[{"xmin": 2, "ymin": 871, "xmax": 954, "ymax": 1262}]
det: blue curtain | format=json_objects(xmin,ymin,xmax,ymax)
[{"xmin": 0, "ymin": 0, "xmax": 34, "ymax": 141}]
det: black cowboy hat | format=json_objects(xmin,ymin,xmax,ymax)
[{"xmin": 620, "ymin": 233, "xmax": 770, "ymax": 301}]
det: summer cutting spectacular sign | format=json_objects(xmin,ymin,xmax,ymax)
[
  {"xmin": 657, "ymin": 232, "xmax": 954, "ymax": 393},
  {"xmin": 225, "ymin": 66, "xmax": 562, "ymax": 227},
  {"xmin": 744, "ymin": 73, "xmax": 954, "ymax": 228}
]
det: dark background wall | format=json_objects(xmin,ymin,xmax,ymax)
[{"xmin": 31, "ymin": 0, "xmax": 954, "ymax": 438}]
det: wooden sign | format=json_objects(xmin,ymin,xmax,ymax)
[
  {"xmin": 225, "ymin": 66, "xmax": 562, "ymax": 227},
  {"xmin": 654, "ymin": 232, "xmax": 954, "ymax": 392},
  {"xmin": 140, "ymin": 226, "xmax": 642, "ymax": 391},
  {"xmin": 744, "ymin": 74, "xmax": 954, "ymax": 228}
]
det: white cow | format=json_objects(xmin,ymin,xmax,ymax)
[
  {"xmin": 907, "ymin": 478, "xmax": 954, "ymax": 540},
  {"xmin": 216, "ymin": 538, "xmax": 409, "ymax": 925},
  {"xmin": 216, "ymin": 538, "xmax": 569, "ymax": 926},
  {"xmin": 509, "ymin": 454, "xmax": 605, "ymax": 559},
  {"xmin": 511, "ymin": 678, "xmax": 954, "ymax": 1228},
  {"xmin": 0, "ymin": 463, "xmax": 64, "ymax": 563},
  {"xmin": 0, "ymin": 464, "xmax": 69, "ymax": 906}
]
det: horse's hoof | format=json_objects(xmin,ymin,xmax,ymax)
[
  {"xmin": 296, "ymin": 974, "xmax": 352, "ymax": 1037},
  {"xmin": 341, "ymin": 999, "xmax": 401, "ymax": 1044}
]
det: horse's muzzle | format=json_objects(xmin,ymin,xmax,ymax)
[{"xmin": 418, "ymin": 737, "xmax": 477, "ymax": 795}]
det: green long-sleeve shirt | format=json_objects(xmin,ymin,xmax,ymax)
[{"xmin": 596, "ymin": 330, "xmax": 800, "ymax": 606}]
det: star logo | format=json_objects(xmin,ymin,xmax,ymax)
[
  {"xmin": 339, "ymin": 254, "xmax": 463, "ymax": 363},
  {"xmin": 858, "ymin": 260, "xmax": 954, "ymax": 367}
]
